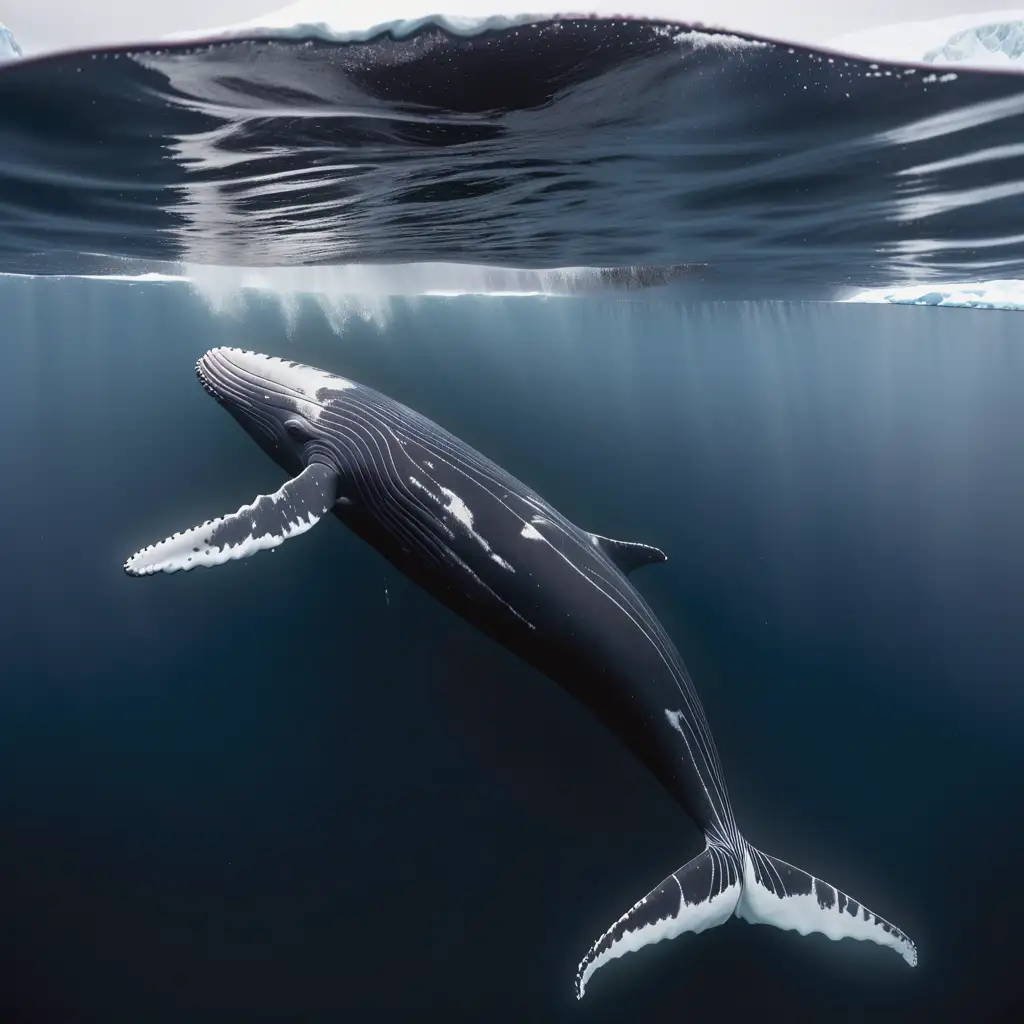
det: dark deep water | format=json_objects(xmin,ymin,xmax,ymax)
[{"xmin": 0, "ymin": 275, "xmax": 1021, "ymax": 1022}]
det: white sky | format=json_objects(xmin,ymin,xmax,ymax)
[{"xmin": 0, "ymin": 1, "xmax": 1009, "ymax": 56}]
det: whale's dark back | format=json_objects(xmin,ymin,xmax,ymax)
[{"xmin": 315, "ymin": 381, "xmax": 735, "ymax": 839}]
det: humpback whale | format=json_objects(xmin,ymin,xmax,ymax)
[{"xmin": 125, "ymin": 348, "xmax": 917, "ymax": 997}]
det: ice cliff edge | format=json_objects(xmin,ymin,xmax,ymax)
[
  {"xmin": 923, "ymin": 20, "xmax": 1024, "ymax": 66},
  {"xmin": 828, "ymin": 8, "xmax": 1024, "ymax": 68},
  {"xmin": 0, "ymin": 22, "xmax": 22, "ymax": 60}
]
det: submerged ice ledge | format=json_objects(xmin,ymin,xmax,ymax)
[
  {"xmin": 844, "ymin": 279, "xmax": 1024, "ymax": 310},
  {"xmin": 58, "ymin": 262, "xmax": 699, "ymax": 299},
  {"xmin": 8, "ymin": 264, "xmax": 1024, "ymax": 313},
  {"xmin": 4, "ymin": 262, "xmax": 703, "ymax": 333}
]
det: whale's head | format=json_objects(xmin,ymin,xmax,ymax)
[{"xmin": 195, "ymin": 347, "xmax": 356, "ymax": 473}]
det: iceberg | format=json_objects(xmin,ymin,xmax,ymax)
[
  {"xmin": 827, "ymin": 8, "xmax": 1024, "ymax": 69},
  {"xmin": 812, "ymin": 10, "xmax": 1024, "ymax": 311},
  {"xmin": 844, "ymin": 280, "xmax": 1024, "ymax": 312},
  {"xmin": 923, "ymin": 20, "xmax": 1024, "ymax": 67},
  {"xmin": 0, "ymin": 21, "xmax": 21, "ymax": 60}
]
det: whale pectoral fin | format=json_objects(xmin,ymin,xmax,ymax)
[
  {"xmin": 735, "ymin": 844, "xmax": 918, "ymax": 966},
  {"xmin": 124, "ymin": 462, "xmax": 339, "ymax": 576},
  {"xmin": 575, "ymin": 844, "xmax": 741, "ymax": 1000},
  {"xmin": 589, "ymin": 533, "xmax": 667, "ymax": 574}
]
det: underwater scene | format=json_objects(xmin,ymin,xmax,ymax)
[{"xmin": 1, "ymin": 7, "xmax": 1022, "ymax": 1023}]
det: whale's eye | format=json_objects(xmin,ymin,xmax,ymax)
[{"xmin": 284, "ymin": 417, "xmax": 315, "ymax": 442}]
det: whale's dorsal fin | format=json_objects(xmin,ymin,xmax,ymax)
[
  {"xmin": 590, "ymin": 533, "xmax": 667, "ymax": 575},
  {"xmin": 124, "ymin": 462, "xmax": 339, "ymax": 576}
]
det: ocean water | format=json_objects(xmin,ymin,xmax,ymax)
[
  {"xmin": 0, "ymin": 275, "xmax": 1021, "ymax": 1022},
  {"xmin": 3, "ymin": 18, "xmax": 1024, "ymax": 289},
  {"xmin": 2, "ymin": 13, "xmax": 1024, "ymax": 1024}
]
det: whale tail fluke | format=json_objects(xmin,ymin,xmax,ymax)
[
  {"xmin": 575, "ymin": 838, "xmax": 916, "ymax": 999},
  {"xmin": 575, "ymin": 842, "xmax": 742, "ymax": 999},
  {"xmin": 735, "ymin": 843, "xmax": 918, "ymax": 966}
]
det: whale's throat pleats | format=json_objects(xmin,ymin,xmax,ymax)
[{"xmin": 124, "ymin": 462, "xmax": 339, "ymax": 576}]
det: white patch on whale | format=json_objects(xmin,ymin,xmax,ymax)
[
  {"xmin": 439, "ymin": 486, "xmax": 474, "ymax": 532},
  {"xmin": 665, "ymin": 708, "xmax": 687, "ymax": 734},
  {"xmin": 408, "ymin": 476, "xmax": 456, "ymax": 540},
  {"xmin": 521, "ymin": 523, "xmax": 544, "ymax": 540},
  {"xmin": 436, "ymin": 485, "xmax": 514, "ymax": 571}
]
